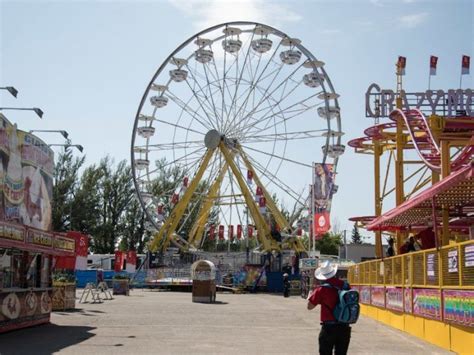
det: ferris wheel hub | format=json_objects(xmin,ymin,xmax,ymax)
[{"xmin": 204, "ymin": 129, "xmax": 222, "ymax": 149}]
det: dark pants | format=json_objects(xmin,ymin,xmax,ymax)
[{"xmin": 319, "ymin": 323, "xmax": 351, "ymax": 355}]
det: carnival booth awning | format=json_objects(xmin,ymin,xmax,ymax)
[{"xmin": 367, "ymin": 161, "xmax": 474, "ymax": 231}]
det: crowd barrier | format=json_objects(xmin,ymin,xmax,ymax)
[{"xmin": 347, "ymin": 240, "xmax": 473, "ymax": 353}]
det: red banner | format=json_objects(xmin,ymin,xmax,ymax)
[
  {"xmin": 314, "ymin": 211, "xmax": 331, "ymax": 238},
  {"xmin": 228, "ymin": 225, "xmax": 234, "ymax": 240},
  {"xmin": 208, "ymin": 224, "xmax": 215, "ymax": 240},
  {"xmin": 237, "ymin": 224, "xmax": 242, "ymax": 239},
  {"xmin": 114, "ymin": 251, "xmax": 124, "ymax": 272},
  {"xmin": 218, "ymin": 225, "xmax": 224, "ymax": 240},
  {"xmin": 248, "ymin": 225, "xmax": 254, "ymax": 238},
  {"xmin": 126, "ymin": 251, "xmax": 137, "ymax": 267}
]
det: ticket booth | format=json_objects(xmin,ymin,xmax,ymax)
[{"xmin": 191, "ymin": 260, "xmax": 216, "ymax": 303}]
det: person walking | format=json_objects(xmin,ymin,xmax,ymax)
[
  {"xmin": 283, "ymin": 273, "xmax": 290, "ymax": 298},
  {"xmin": 307, "ymin": 261, "xmax": 351, "ymax": 355}
]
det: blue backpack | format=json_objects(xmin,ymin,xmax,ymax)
[{"xmin": 322, "ymin": 281, "xmax": 360, "ymax": 324}]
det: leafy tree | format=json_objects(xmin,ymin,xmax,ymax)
[
  {"xmin": 52, "ymin": 149, "xmax": 85, "ymax": 231},
  {"xmin": 315, "ymin": 232, "xmax": 342, "ymax": 255},
  {"xmin": 351, "ymin": 222, "xmax": 363, "ymax": 244}
]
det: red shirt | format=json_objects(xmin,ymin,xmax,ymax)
[{"xmin": 308, "ymin": 277, "xmax": 347, "ymax": 322}]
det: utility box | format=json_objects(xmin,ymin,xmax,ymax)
[{"xmin": 191, "ymin": 260, "xmax": 216, "ymax": 303}]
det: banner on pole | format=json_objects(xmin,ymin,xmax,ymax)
[
  {"xmin": 462, "ymin": 55, "xmax": 470, "ymax": 75},
  {"xmin": 312, "ymin": 163, "xmax": 335, "ymax": 237},
  {"xmin": 398, "ymin": 56, "xmax": 406, "ymax": 75},
  {"xmin": 430, "ymin": 56, "xmax": 438, "ymax": 76}
]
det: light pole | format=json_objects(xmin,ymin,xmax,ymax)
[
  {"xmin": 48, "ymin": 143, "xmax": 83, "ymax": 153},
  {"xmin": 30, "ymin": 130, "xmax": 69, "ymax": 139},
  {"xmin": 0, "ymin": 107, "xmax": 43, "ymax": 118},
  {"xmin": 0, "ymin": 86, "xmax": 18, "ymax": 98}
]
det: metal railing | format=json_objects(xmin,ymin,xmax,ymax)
[{"xmin": 348, "ymin": 240, "xmax": 474, "ymax": 289}]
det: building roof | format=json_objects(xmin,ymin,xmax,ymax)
[{"xmin": 366, "ymin": 161, "xmax": 473, "ymax": 231}]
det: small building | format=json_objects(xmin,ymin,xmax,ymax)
[{"xmin": 338, "ymin": 243, "xmax": 387, "ymax": 263}]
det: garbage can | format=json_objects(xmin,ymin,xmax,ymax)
[{"xmin": 191, "ymin": 260, "xmax": 216, "ymax": 303}]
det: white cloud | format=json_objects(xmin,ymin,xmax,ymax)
[
  {"xmin": 369, "ymin": 0, "xmax": 384, "ymax": 7},
  {"xmin": 321, "ymin": 29, "xmax": 342, "ymax": 35},
  {"xmin": 398, "ymin": 12, "xmax": 428, "ymax": 28},
  {"xmin": 167, "ymin": 0, "xmax": 302, "ymax": 29}
]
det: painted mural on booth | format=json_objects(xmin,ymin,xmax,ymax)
[
  {"xmin": 386, "ymin": 287, "xmax": 404, "ymax": 312},
  {"xmin": 371, "ymin": 286, "xmax": 385, "ymax": 307},
  {"xmin": 413, "ymin": 288, "xmax": 441, "ymax": 320},
  {"xmin": 443, "ymin": 290, "xmax": 474, "ymax": 328},
  {"xmin": 0, "ymin": 115, "xmax": 53, "ymax": 231}
]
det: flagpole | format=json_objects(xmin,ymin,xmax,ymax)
[
  {"xmin": 459, "ymin": 74, "xmax": 463, "ymax": 89},
  {"xmin": 428, "ymin": 72, "xmax": 431, "ymax": 90},
  {"xmin": 311, "ymin": 163, "xmax": 315, "ymax": 254}
]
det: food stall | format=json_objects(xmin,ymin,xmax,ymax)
[
  {"xmin": 0, "ymin": 113, "xmax": 75, "ymax": 332},
  {"xmin": 0, "ymin": 224, "xmax": 75, "ymax": 333}
]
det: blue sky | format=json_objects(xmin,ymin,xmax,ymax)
[{"xmin": 1, "ymin": 0, "xmax": 472, "ymax": 238}]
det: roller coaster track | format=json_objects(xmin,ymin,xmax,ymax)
[{"xmin": 390, "ymin": 109, "xmax": 474, "ymax": 172}]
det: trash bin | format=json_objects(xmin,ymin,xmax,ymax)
[{"xmin": 191, "ymin": 260, "xmax": 216, "ymax": 303}]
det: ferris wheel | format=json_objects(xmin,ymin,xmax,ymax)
[{"xmin": 131, "ymin": 21, "xmax": 344, "ymax": 252}]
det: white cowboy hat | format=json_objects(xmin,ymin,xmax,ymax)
[{"xmin": 314, "ymin": 260, "xmax": 338, "ymax": 280}]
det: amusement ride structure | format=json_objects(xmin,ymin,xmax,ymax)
[
  {"xmin": 349, "ymin": 60, "xmax": 473, "ymax": 256},
  {"xmin": 131, "ymin": 22, "xmax": 344, "ymax": 255}
]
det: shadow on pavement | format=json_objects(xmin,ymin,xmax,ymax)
[{"xmin": 0, "ymin": 323, "xmax": 96, "ymax": 355}]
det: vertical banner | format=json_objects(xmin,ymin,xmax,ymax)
[
  {"xmin": 462, "ymin": 55, "xmax": 470, "ymax": 75},
  {"xmin": 398, "ymin": 56, "xmax": 406, "ymax": 75},
  {"xmin": 312, "ymin": 163, "xmax": 334, "ymax": 238},
  {"xmin": 114, "ymin": 251, "xmax": 124, "ymax": 272},
  {"xmin": 126, "ymin": 251, "xmax": 137, "ymax": 273},
  {"xmin": 429, "ymin": 56, "xmax": 438, "ymax": 76}
]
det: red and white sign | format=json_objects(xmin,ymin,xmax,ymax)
[
  {"xmin": 126, "ymin": 251, "xmax": 137, "ymax": 273},
  {"xmin": 314, "ymin": 211, "xmax": 331, "ymax": 238},
  {"xmin": 114, "ymin": 251, "xmax": 125, "ymax": 272}
]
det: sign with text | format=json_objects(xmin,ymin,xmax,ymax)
[
  {"xmin": 371, "ymin": 286, "xmax": 385, "ymax": 308},
  {"xmin": 443, "ymin": 289, "xmax": 474, "ymax": 328},
  {"xmin": 360, "ymin": 286, "xmax": 371, "ymax": 304},
  {"xmin": 413, "ymin": 288, "xmax": 441, "ymax": 320},
  {"xmin": 365, "ymin": 84, "xmax": 473, "ymax": 118},
  {"xmin": 386, "ymin": 287, "xmax": 404, "ymax": 312}
]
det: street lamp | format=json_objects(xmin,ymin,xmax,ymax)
[
  {"xmin": 29, "ymin": 129, "xmax": 69, "ymax": 139},
  {"xmin": 0, "ymin": 87, "xmax": 18, "ymax": 98},
  {"xmin": 0, "ymin": 107, "xmax": 43, "ymax": 118},
  {"xmin": 48, "ymin": 144, "xmax": 84, "ymax": 153}
]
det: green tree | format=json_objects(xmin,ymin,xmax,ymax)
[
  {"xmin": 52, "ymin": 149, "xmax": 85, "ymax": 231},
  {"xmin": 351, "ymin": 222, "xmax": 363, "ymax": 244},
  {"xmin": 315, "ymin": 232, "xmax": 342, "ymax": 255}
]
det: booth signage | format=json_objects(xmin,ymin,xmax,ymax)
[
  {"xmin": 404, "ymin": 288, "xmax": 412, "ymax": 314},
  {"xmin": 426, "ymin": 253, "xmax": 435, "ymax": 278},
  {"xmin": 386, "ymin": 287, "xmax": 404, "ymax": 312},
  {"xmin": 360, "ymin": 286, "xmax": 371, "ymax": 304},
  {"xmin": 54, "ymin": 236, "xmax": 75, "ymax": 252},
  {"xmin": 465, "ymin": 245, "xmax": 474, "ymax": 267},
  {"xmin": 0, "ymin": 223, "xmax": 25, "ymax": 243},
  {"xmin": 448, "ymin": 250, "xmax": 458, "ymax": 273},
  {"xmin": 27, "ymin": 230, "xmax": 53, "ymax": 248},
  {"xmin": 413, "ymin": 288, "xmax": 441, "ymax": 320},
  {"xmin": 443, "ymin": 290, "xmax": 474, "ymax": 328},
  {"xmin": 371, "ymin": 286, "xmax": 385, "ymax": 307}
]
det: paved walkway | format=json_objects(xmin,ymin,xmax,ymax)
[{"xmin": 0, "ymin": 290, "xmax": 453, "ymax": 354}]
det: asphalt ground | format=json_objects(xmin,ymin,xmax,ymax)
[{"xmin": 0, "ymin": 289, "xmax": 453, "ymax": 354}]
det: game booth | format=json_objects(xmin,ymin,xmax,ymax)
[
  {"xmin": 0, "ymin": 225, "xmax": 75, "ymax": 333},
  {"xmin": 0, "ymin": 114, "xmax": 77, "ymax": 333}
]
